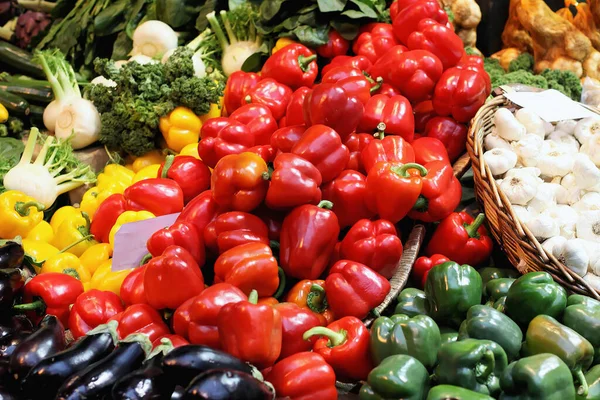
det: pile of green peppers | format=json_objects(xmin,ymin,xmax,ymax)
[{"xmin": 361, "ymin": 261, "xmax": 600, "ymax": 400}]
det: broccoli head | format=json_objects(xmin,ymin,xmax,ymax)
[
  {"xmin": 508, "ymin": 53, "xmax": 534, "ymax": 73},
  {"xmin": 484, "ymin": 58, "xmax": 506, "ymax": 83},
  {"xmin": 540, "ymin": 69, "xmax": 582, "ymax": 101},
  {"xmin": 169, "ymin": 77, "xmax": 224, "ymax": 117},
  {"xmin": 492, "ymin": 70, "xmax": 549, "ymax": 90},
  {"xmin": 164, "ymin": 47, "xmax": 196, "ymax": 82}
]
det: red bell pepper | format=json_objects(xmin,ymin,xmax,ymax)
[
  {"xmin": 203, "ymin": 211, "xmax": 270, "ymax": 254},
  {"xmin": 370, "ymin": 48, "xmax": 443, "ymax": 104},
  {"xmin": 261, "ymin": 43, "xmax": 318, "ymax": 90},
  {"xmin": 266, "ymin": 153, "xmax": 322, "ymax": 209},
  {"xmin": 411, "ymin": 137, "xmax": 450, "ymax": 165},
  {"xmin": 273, "ymin": 302, "xmax": 321, "ymax": 359},
  {"xmin": 68, "ymin": 289, "xmax": 124, "ymax": 339},
  {"xmin": 345, "ymin": 133, "xmax": 374, "ymax": 174},
  {"xmin": 291, "ymin": 125, "xmax": 349, "ymax": 183},
  {"xmin": 14, "ymin": 273, "xmax": 84, "ymax": 326},
  {"xmin": 198, "ymin": 103, "xmax": 279, "ymax": 168},
  {"xmin": 147, "ymin": 220, "xmax": 205, "ymax": 265},
  {"xmin": 424, "ymin": 116, "xmax": 468, "ymax": 162},
  {"xmin": 390, "ymin": 0, "xmax": 424, "ymax": 20},
  {"xmin": 254, "ymin": 206, "xmax": 286, "ymax": 241},
  {"xmin": 144, "ymin": 246, "xmax": 204, "ymax": 310},
  {"xmin": 426, "ymin": 212, "xmax": 493, "ymax": 266},
  {"xmin": 339, "ymin": 219, "xmax": 403, "ymax": 279},
  {"xmin": 352, "ymin": 23, "xmax": 399, "ymax": 63},
  {"xmin": 258, "ymin": 297, "xmax": 279, "ymax": 306},
  {"xmin": 317, "ymin": 29, "xmax": 349, "ymax": 58},
  {"xmin": 172, "ymin": 296, "xmax": 194, "ymax": 340},
  {"xmin": 217, "ymin": 290, "xmax": 282, "ymax": 369},
  {"xmin": 108, "ymin": 303, "xmax": 170, "ymax": 343},
  {"xmin": 285, "ymin": 87, "xmax": 311, "ymax": 127},
  {"xmin": 266, "ymin": 352, "xmax": 337, "ymax": 400},
  {"xmin": 392, "ymin": 0, "xmax": 450, "ymax": 44},
  {"xmin": 279, "ymin": 201, "xmax": 340, "ymax": 280},
  {"xmin": 302, "ymin": 83, "xmax": 364, "ymax": 140},
  {"xmin": 361, "ymin": 134, "xmax": 415, "ymax": 174},
  {"xmin": 433, "ymin": 67, "xmax": 490, "ymax": 123},
  {"xmin": 321, "ymin": 55, "xmax": 373, "ymax": 77},
  {"xmin": 375, "ymin": 82, "xmax": 402, "ymax": 97},
  {"xmin": 223, "ymin": 71, "xmax": 261, "ymax": 115},
  {"xmin": 407, "ymin": 19, "xmax": 465, "ymax": 70},
  {"xmin": 90, "ymin": 193, "xmax": 127, "ymax": 244},
  {"xmin": 157, "ymin": 155, "xmax": 211, "ymax": 204},
  {"xmin": 325, "ymin": 260, "xmax": 390, "ymax": 319},
  {"xmin": 321, "ymin": 66, "xmax": 381, "ymax": 106},
  {"xmin": 123, "ymin": 178, "xmax": 184, "ymax": 216},
  {"xmin": 270, "ymin": 125, "xmax": 305, "ymax": 155},
  {"xmin": 188, "ymin": 283, "xmax": 247, "ymax": 348},
  {"xmin": 286, "ymin": 280, "xmax": 334, "ymax": 326},
  {"xmin": 210, "ymin": 152, "xmax": 269, "ymax": 212},
  {"xmin": 414, "ymin": 100, "xmax": 437, "ymax": 133},
  {"xmin": 408, "ymin": 160, "xmax": 462, "ymax": 222},
  {"xmin": 120, "ymin": 266, "xmax": 147, "ymax": 306},
  {"xmin": 365, "ymin": 162, "xmax": 427, "ymax": 223},
  {"xmin": 457, "ymin": 55, "xmax": 491, "ymax": 92},
  {"xmin": 358, "ymin": 94, "xmax": 415, "ymax": 142},
  {"xmin": 412, "ymin": 254, "xmax": 450, "ymax": 288},
  {"xmin": 176, "ymin": 190, "xmax": 224, "ymax": 238},
  {"xmin": 303, "ymin": 316, "xmax": 373, "ymax": 381},
  {"xmin": 244, "ymin": 78, "xmax": 293, "ymax": 121},
  {"xmin": 152, "ymin": 334, "xmax": 189, "ymax": 349},
  {"xmin": 214, "ymin": 242, "xmax": 280, "ymax": 297},
  {"xmin": 321, "ymin": 170, "xmax": 375, "ymax": 229}
]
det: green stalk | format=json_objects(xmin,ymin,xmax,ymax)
[
  {"xmin": 302, "ymin": 327, "xmax": 347, "ymax": 347},
  {"xmin": 464, "ymin": 213, "xmax": 486, "ymax": 238},
  {"xmin": 220, "ymin": 10, "xmax": 238, "ymax": 44},
  {"xmin": 33, "ymin": 137, "xmax": 54, "ymax": 166},
  {"xmin": 35, "ymin": 52, "xmax": 65, "ymax": 101},
  {"xmin": 19, "ymin": 128, "xmax": 40, "ymax": 165},
  {"xmin": 206, "ymin": 12, "xmax": 229, "ymax": 52}
]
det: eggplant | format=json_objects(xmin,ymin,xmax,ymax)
[
  {"xmin": 56, "ymin": 333, "xmax": 151, "ymax": 400},
  {"xmin": 0, "ymin": 331, "xmax": 31, "ymax": 361},
  {"xmin": 0, "ymin": 387, "xmax": 17, "ymax": 400},
  {"xmin": 0, "ymin": 315, "xmax": 32, "ymax": 342},
  {"xmin": 182, "ymin": 369, "xmax": 273, "ymax": 400},
  {"xmin": 171, "ymin": 387, "xmax": 185, "ymax": 400},
  {"xmin": 8, "ymin": 315, "xmax": 65, "ymax": 381},
  {"xmin": 0, "ymin": 241, "xmax": 24, "ymax": 270},
  {"xmin": 0, "ymin": 268, "xmax": 29, "ymax": 313},
  {"xmin": 161, "ymin": 345, "xmax": 253, "ymax": 389},
  {"xmin": 21, "ymin": 321, "xmax": 118, "ymax": 399}
]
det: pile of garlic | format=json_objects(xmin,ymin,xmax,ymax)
[{"xmin": 483, "ymin": 107, "xmax": 600, "ymax": 291}]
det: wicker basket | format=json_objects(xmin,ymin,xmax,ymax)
[{"xmin": 467, "ymin": 93, "xmax": 600, "ymax": 300}]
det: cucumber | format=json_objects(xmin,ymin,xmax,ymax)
[
  {"xmin": 0, "ymin": 84, "xmax": 53, "ymax": 104},
  {"xmin": 0, "ymin": 91, "xmax": 30, "ymax": 116},
  {"xmin": 0, "ymin": 42, "xmax": 45, "ymax": 79}
]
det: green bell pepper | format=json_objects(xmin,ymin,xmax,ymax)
[
  {"xmin": 578, "ymin": 365, "xmax": 600, "ymax": 400},
  {"xmin": 359, "ymin": 355, "xmax": 429, "ymax": 400},
  {"xmin": 370, "ymin": 314, "xmax": 441, "ymax": 368},
  {"xmin": 434, "ymin": 338, "xmax": 508, "ymax": 397},
  {"xmin": 395, "ymin": 288, "xmax": 428, "ymax": 317},
  {"xmin": 563, "ymin": 294, "xmax": 600, "ymax": 365},
  {"xmin": 458, "ymin": 305, "xmax": 522, "ymax": 361},
  {"xmin": 504, "ymin": 271, "xmax": 567, "ymax": 327},
  {"xmin": 427, "ymin": 385, "xmax": 495, "ymax": 400},
  {"xmin": 499, "ymin": 354, "xmax": 576, "ymax": 400},
  {"xmin": 425, "ymin": 262, "xmax": 482, "ymax": 327},
  {"xmin": 484, "ymin": 278, "xmax": 515, "ymax": 302},
  {"xmin": 490, "ymin": 296, "xmax": 506, "ymax": 313},
  {"xmin": 440, "ymin": 326, "xmax": 458, "ymax": 344},
  {"xmin": 478, "ymin": 267, "xmax": 519, "ymax": 286},
  {"xmin": 523, "ymin": 314, "xmax": 594, "ymax": 397}
]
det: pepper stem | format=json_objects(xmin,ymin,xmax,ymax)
[
  {"xmin": 298, "ymin": 54, "xmax": 317, "ymax": 73},
  {"xmin": 575, "ymin": 369, "xmax": 589, "ymax": 397},
  {"xmin": 474, "ymin": 349, "xmax": 495, "ymax": 381},
  {"xmin": 14, "ymin": 201, "xmax": 45, "ymax": 217},
  {"xmin": 369, "ymin": 77, "xmax": 383, "ymax": 94},
  {"xmin": 465, "ymin": 213, "xmax": 486, "ymax": 238},
  {"xmin": 244, "ymin": 95, "xmax": 252, "ymax": 104},
  {"xmin": 140, "ymin": 253, "xmax": 153, "ymax": 266},
  {"xmin": 147, "ymin": 337, "xmax": 175, "ymax": 360},
  {"xmin": 273, "ymin": 268, "xmax": 286, "ymax": 299},
  {"xmin": 306, "ymin": 284, "xmax": 328, "ymax": 313},
  {"xmin": 412, "ymin": 196, "xmax": 428, "ymax": 212},
  {"xmin": 58, "ymin": 235, "xmax": 94, "ymax": 254},
  {"xmin": 391, "ymin": 163, "xmax": 428, "ymax": 178},
  {"xmin": 62, "ymin": 268, "xmax": 80, "ymax": 280},
  {"xmin": 302, "ymin": 326, "xmax": 347, "ymax": 347},
  {"xmin": 270, "ymin": 240, "xmax": 280, "ymax": 250},
  {"xmin": 374, "ymin": 122, "xmax": 386, "ymax": 139},
  {"xmin": 248, "ymin": 289, "xmax": 259, "ymax": 304},
  {"xmin": 317, "ymin": 200, "xmax": 333, "ymax": 210},
  {"xmin": 161, "ymin": 155, "xmax": 175, "ymax": 179},
  {"xmin": 13, "ymin": 299, "xmax": 45, "ymax": 311}
]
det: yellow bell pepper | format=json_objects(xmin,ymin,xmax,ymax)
[
  {"xmin": 0, "ymin": 191, "xmax": 45, "ymax": 239},
  {"xmin": 26, "ymin": 221, "xmax": 54, "ymax": 243},
  {"xmin": 132, "ymin": 150, "xmax": 166, "ymax": 173},
  {"xmin": 22, "ymin": 239, "xmax": 59, "ymax": 268},
  {"xmin": 40, "ymin": 252, "xmax": 91, "ymax": 283},
  {"xmin": 97, "ymin": 164, "xmax": 135, "ymax": 193},
  {"xmin": 79, "ymin": 186, "xmax": 115, "ymax": 219},
  {"xmin": 85, "ymin": 259, "xmax": 133, "ymax": 294},
  {"xmin": 159, "ymin": 107, "xmax": 202, "ymax": 153},
  {"xmin": 109, "ymin": 210, "xmax": 156, "ymax": 249},
  {"xmin": 199, "ymin": 99, "xmax": 224, "ymax": 123},
  {"xmin": 49, "ymin": 206, "xmax": 79, "ymax": 233},
  {"xmin": 179, "ymin": 143, "xmax": 201, "ymax": 159},
  {"xmin": 79, "ymin": 243, "xmax": 112, "ymax": 275},
  {"xmin": 0, "ymin": 104, "xmax": 8, "ymax": 123},
  {"xmin": 52, "ymin": 210, "xmax": 98, "ymax": 257},
  {"xmin": 272, "ymin": 38, "xmax": 296, "ymax": 54},
  {"xmin": 132, "ymin": 164, "xmax": 161, "ymax": 183}
]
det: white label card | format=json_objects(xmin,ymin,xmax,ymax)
[{"xmin": 504, "ymin": 89, "xmax": 598, "ymax": 122}]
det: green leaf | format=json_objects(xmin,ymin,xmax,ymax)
[
  {"xmin": 195, "ymin": 0, "xmax": 218, "ymax": 31},
  {"xmin": 241, "ymin": 52, "xmax": 266, "ymax": 73},
  {"xmin": 341, "ymin": 9, "xmax": 368, "ymax": 18},
  {"xmin": 317, "ymin": 0, "xmax": 348, "ymax": 12},
  {"xmin": 348, "ymin": 0, "xmax": 379, "ymax": 18},
  {"xmin": 293, "ymin": 24, "xmax": 330, "ymax": 47},
  {"xmin": 0, "ymin": 137, "xmax": 24, "ymax": 164},
  {"xmin": 111, "ymin": 30, "xmax": 133, "ymax": 61},
  {"xmin": 94, "ymin": 0, "xmax": 129, "ymax": 36},
  {"xmin": 260, "ymin": 0, "xmax": 289, "ymax": 21},
  {"xmin": 156, "ymin": 0, "xmax": 203, "ymax": 28},
  {"xmin": 330, "ymin": 19, "xmax": 360, "ymax": 40}
]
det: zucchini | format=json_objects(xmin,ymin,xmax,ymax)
[
  {"xmin": 0, "ymin": 42, "xmax": 45, "ymax": 79},
  {"xmin": 0, "ymin": 91, "xmax": 30, "ymax": 116},
  {"xmin": 29, "ymin": 105, "xmax": 45, "ymax": 122},
  {"xmin": 0, "ymin": 84, "xmax": 53, "ymax": 104}
]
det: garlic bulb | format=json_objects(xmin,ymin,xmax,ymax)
[
  {"xmin": 494, "ymin": 108, "xmax": 526, "ymax": 141},
  {"xmin": 583, "ymin": 273, "xmax": 600, "ymax": 292},
  {"xmin": 561, "ymin": 173, "xmax": 583, "ymax": 205},
  {"xmin": 526, "ymin": 213, "xmax": 560, "ymax": 240},
  {"xmin": 572, "ymin": 153, "xmax": 600, "ymax": 190},
  {"xmin": 512, "ymin": 205, "xmax": 532, "ymax": 225},
  {"xmin": 574, "ymin": 116, "xmax": 600, "ymax": 145},
  {"xmin": 483, "ymin": 148, "xmax": 518, "ymax": 176},
  {"xmin": 536, "ymin": 143, "xmax": 574, "ymax": 178},
  {"xmin": 576, "ymin": 210, "xmax": 600, "ymax": 243},
  {"xmin": 543, "ymin": 205, "xmax": 578, "ymax": 238},
  {"xmin": 542, "ymin": 237, "xmax": 588, "ymax": 276},
  {"xmin": 505, "ymin": 167, "xmax": 541, "ymax": 179},
  {"xmin": 500, "ymin": 171, "xmax": 540, "ymax": 205},
  {"xmin": 547, "ymin": 130, "xmax": 580, "ymax": 154},
  {"xmin": 580, "ymin": 135, "xmax": 600, "ymax": 167},
  {"xmin": 542, "ymin": 236, "xmax": 567, "ymax": 255},
  {"xmin": 511, "ymin": 134, "xmax": 544, "ymax": 167},
  {"xmin": 556, "ymin": 119, "xmax": 576, "ymax": 135},
  {"xmin": 544, "ymin": 121, "xmax": 555, "ymax": 135},
  {"xmin": 527, "ymin": 183, "xmax": 559, "ymax": 214},
  {"xmin": 484, "ymin": 132, "xmax": 512, "ymax": 151},
  {"xmin": 515, "ymin": 108, "xmax": 545, "ymax": 138},
  {"xmin": 580, "ymin": 239, "xmax": 600, "ymax": 275},
  {"xmin": 573, "ymin": 192, "xmax": 600, "ymax": 212}
]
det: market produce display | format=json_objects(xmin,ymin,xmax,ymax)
[{"xmin": 1, "ymin": 0, "xmax": 600, "ymax": 399}]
